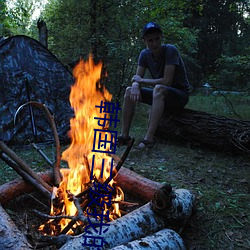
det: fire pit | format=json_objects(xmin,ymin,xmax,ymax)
[
  {"xmin": 0, "ymin": 55, "xmax": 196, "ymax": 249},
  {"xmin": 0, "ymin": 167, "xmax": 195, "ymax": 250}
]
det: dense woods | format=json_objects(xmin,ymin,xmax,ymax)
[{"xmin": 1, "ymin": 0, "xmax": 249, "ymax": 99}]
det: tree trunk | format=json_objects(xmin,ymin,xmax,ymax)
[
  {"xmin": 37, "ymin": 19, "xmax": 48, "ymax": 47},
  {"xmin": 155, "ymin": 108, "xmax": 250, "ymax": 154},
  {"xmin": 0, "ymin": 204, "xmax": 32, "ymax": 249}
]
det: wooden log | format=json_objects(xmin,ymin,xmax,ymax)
[
  {"xmin": 155, "ymin": 108, "xmax": 250, "ymax": 154},
  {"xmin": 151, "ymin": 187, "xmax": 196, "ymax": 231},
  {"xmin": 59, "ymin": 186, "xmax": 195, "ymax": 250},
  {"xmin": 0, "ymin": 167, "xmax": 160, "ymax": 205},
  {"xmin": 0, "ymin": 204, "xmax": 32, "ymax": 249},
  {"xmin": 0, "ymin": 152, "xmax": 52, "ymax": 199},
  {"xmin": 0, "ymin": 171, "xmax": 53, "ymax": 204},
  {"xmin": 110, "ymin": 228, "xmax": 186, "ymax": 250},
  {"xmin": 59, "ymin": 202, "xmax": 167, "ymax": 249},
  {"xmin": 114, "ymin": 166, "xmax": 162, "ymax": 203}
]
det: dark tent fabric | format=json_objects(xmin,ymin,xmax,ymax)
[{"xmin": 0, "ymin": 35, "xmax": 75, "ymax": 144}]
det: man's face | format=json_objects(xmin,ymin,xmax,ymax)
[{"xmin": 143, "ymin": 31, "xmax": 162, "ymax": 51}]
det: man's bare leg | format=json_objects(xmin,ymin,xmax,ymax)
[
  {"xmin": 138, "ymin": 85, "xmax": 166, "ymax": 147},
  {"xmin": 121, "ymin": 87, "xmax": 136, "ymax": 138}
]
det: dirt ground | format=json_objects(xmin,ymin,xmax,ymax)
[{"xmin": 120, "ymin": 139, "xmax": 250, "ymax": 250}]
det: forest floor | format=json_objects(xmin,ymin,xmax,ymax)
[{"xmin": 0, "ymin": 96, "xmax": 249, "ymax": 250}]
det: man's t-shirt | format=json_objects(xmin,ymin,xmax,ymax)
[{"xmin": 138, "ymin": 44, "xmax": 191, "ymax": 91}]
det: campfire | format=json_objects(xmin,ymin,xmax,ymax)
[
  {"xmin": 38, "ymin": 55, "xmax": 125, "ymax": 236},
  {"xmin": 0, "ymin": 55, "xmax": 196, "ymax": 250}
]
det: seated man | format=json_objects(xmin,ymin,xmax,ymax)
[{"xmin": 118, "ymin": 21, "xmax": 191, "ymax": 148}]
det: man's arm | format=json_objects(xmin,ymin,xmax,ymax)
[
  {"xmin": 129, "ymin": 66, "xmax": 146, "ymax": 102},
  {"xmin": 132, "ymin": 64, "xmax": 176, "ymax": 87}
]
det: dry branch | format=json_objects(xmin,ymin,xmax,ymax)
[
  {"xmin": 0, "ymin": 141, "xmax": 52, "ymax": 193},
  {"xmin": 0, "ymin": 152, "xmax": 51, "ymax": 199}
]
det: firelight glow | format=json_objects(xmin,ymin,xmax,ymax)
[{"xmin": 42, "ymin": 55, "xmax": 123, "ymax": 234}]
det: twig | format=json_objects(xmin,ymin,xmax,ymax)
[
  {"xmin": 75, "ymin": 138, "xmax": 135, "ymax": 198},
  {"xmin": 33, "ymin": 209, "xmax": 74, "ymax": 220},
  {"xmin": 0, "ymin": 141, "xmax": 52, "ymax": 194},
  {"xmin": 27, "ymin": 193, "xmax": 50, "ymax": 209},
  {"xmin": 104, "ymin": 137, "xmax": 135, "ymax": 185},
  {"xmin": 111, "ymin": 200, "xmax": 139, "ymax": 207},
  {"xmin": 32, "ymin": 143, "xmax": 53, "ymax": 167}
]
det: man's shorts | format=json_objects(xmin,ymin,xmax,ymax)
[{"xmin": 140, "ymin": 87, "xmax": 189, "ymax": 112}]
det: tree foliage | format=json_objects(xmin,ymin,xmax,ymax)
[
  {"xmin": 185, "ymin": 0, "xmax": 250, "ymax": 89},
  {"xmin": 2, "ymin": 0, "xmax": 250, "ymax": 97}
]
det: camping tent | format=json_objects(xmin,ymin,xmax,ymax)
[{"xmin": 0, "ymin": 35, "xmax": 75, "ymax": 145}]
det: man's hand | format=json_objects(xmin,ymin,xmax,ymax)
[
  {"xmin": 130, "ymin": 82, "xmax": 141, "ymax": 102},
  {"xmin": 131, "ymin": 74, "xmax": 142, "ymax": 83}
]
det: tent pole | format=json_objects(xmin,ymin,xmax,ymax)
[{"xmin": 25, "ymin": 78, "xmax": 37, "ymax": 142}]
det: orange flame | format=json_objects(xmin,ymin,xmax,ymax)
[{"xmin": 48, "ymin": 55, "xmax": 123, "ymax": 233}]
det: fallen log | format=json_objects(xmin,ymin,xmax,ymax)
[
  {"xmin": 0, "ymin": 204, "xmax": 32, "ymax": 249},
  {"xmin": 156, "ymin": 108, "xmax": 250, "ymax": 154},
  {"xmin": 59, "ymin": 186, "xmax": 195, "ymax": 249},
  {"xmin": 110, "ymin": 228, "xmax": 186, "ymax": 250}
]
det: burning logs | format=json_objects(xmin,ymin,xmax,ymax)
[
  {"xmin": 156, "ymin": 108, "xmax": 250, "ymax": 154},
  {"xmin": 59, "ymin": 185, "xmax": 195, "ymax": 250},
  {"xmin": 0, "ymin": 204, "xmax": 32, "ymax": 249}
]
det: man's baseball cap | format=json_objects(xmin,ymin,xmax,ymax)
[{"xmin": 142, "ymin": 22, "xmax": 162, "ymax": 38}]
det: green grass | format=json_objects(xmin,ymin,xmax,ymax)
[
  {"xmin": 0, "ymin": 94, "xmax": 249, "ymax": 249},
  {"xmin": 186, "ymin": 93, "xmax": 250, "ymax": 120}
]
